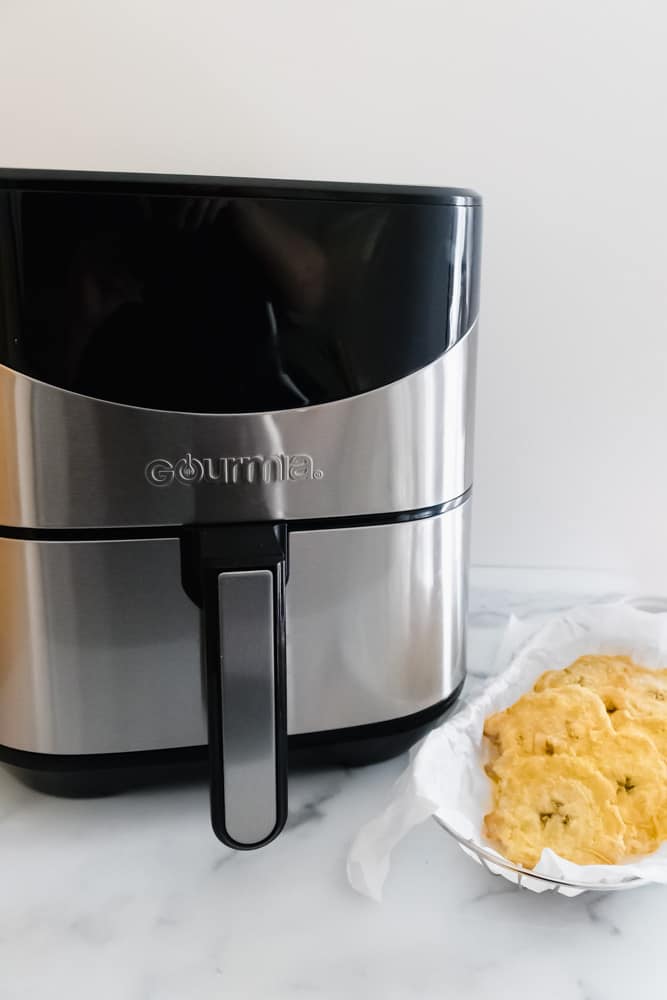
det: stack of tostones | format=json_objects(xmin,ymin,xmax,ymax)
[{"xmin": 483, "ymin": 654, "xmax": 667, "ymax": 868}]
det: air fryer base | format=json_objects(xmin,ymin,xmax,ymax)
[
  {"xmin": 0, "ymin": 505, "xmax": 469, "ymax": 755},
  {"xmin": 0, "ymin": 684, "xmax": 463, "ymax": 799}
]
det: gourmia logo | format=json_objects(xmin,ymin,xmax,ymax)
[{"xmin": 145, "ymin": 452, "xmax": 324, "ymax": 487}]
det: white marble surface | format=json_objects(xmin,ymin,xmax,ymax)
[{"xmin": 2, "ymin": 566, "xmax": 664, "ymax": 1000}]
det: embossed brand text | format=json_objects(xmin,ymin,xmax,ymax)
[{"xmin": 145, "ymin": 452, "xmax": 323, "ymax": 487}]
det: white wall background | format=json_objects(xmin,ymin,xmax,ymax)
[{"xmin": 1, "ymin": 0, "xmax": 666, "ymax": 588}]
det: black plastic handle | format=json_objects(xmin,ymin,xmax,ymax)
[{"xmin": 197, "ymin": 525, "xmax": 288, "ymax": 849}]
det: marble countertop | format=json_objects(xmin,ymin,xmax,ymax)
[{"xmin": 1, "ymin": 566, "xmax": 663, "ymax": 1000}]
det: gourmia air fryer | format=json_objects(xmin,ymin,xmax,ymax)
[{"xmin": 0, "ymin": 170, "xmax": 481, "ymax": 848}]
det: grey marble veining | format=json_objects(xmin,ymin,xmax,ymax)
[{"xmin": 0, "ymin": 566, "xmax": 663, "ymax": 1000}]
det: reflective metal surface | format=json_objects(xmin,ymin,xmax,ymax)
[
  {"xmin": 0, "ymin": 536, "xmax": 203, "ymax": 754},
  {"xmin": 0, "ymin": 502, "xmax": 469, "ymax": 754},
  {"xmin": 218, "ymin": 570, "xmax": 277, "ymax": 845},
  {"xmin": 0, "ymin": 325, "xmax": 476, "ymax": 528},
  {"xmin": 286, "ymin": 501, "xmax": 469, "ymax": 733}
]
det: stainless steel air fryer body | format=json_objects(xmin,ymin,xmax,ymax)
[{"xmin": 0, "ymin": 170, "xmax": 481, "ymax": 848}]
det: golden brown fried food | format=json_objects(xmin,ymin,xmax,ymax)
[
  {"xmin": 630, "ymin": 667, "xmax": 667, "ymax": 693},
  {"xmin": 534, "ymin": 655, "xmax": 667, "ymax": 715},
  {"xmin": 484, "ymin": 753, "xmax": 626, "ymax": 868},
  {"xmin": 483, "ymin": 686, "xmax": 613, "ymax": 760},
  {"xmin": 606, "ymin": 688, "xmax": 667, "ymax": 718},
  {"xmin": 535, "ymin": 654, "xmax": 635, "ymax": 690},
  {"xmin": 483, "ymin": 653, "xmax": 667, "ymax": 867},
  {"xmin": 592, "ymin": 730, "xmax": 667, "ymax": 854},
  {"xmin": 613, "ymin": 710, "xmax": 667, "ymax": 766}
]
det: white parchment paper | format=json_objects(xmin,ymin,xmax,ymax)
[{"xmin": 347, "ymin": 602, "xmax": 667, "ymax": 898}]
